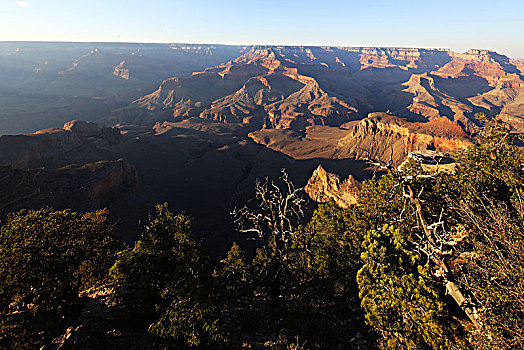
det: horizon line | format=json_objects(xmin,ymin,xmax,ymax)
[{"xmin": 0, "ymin": 40, "xmax": 505, "ymax": 55}]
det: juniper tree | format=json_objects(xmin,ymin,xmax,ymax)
[
  {"xmin": 217, "ymin": 242, "xmax": 250, "ymax": 298},
  {"xmin": 110, "ymin": 204, "xmax": 225, "ymax": 348},
  {"xmin": 357, "ymin": 225, "xmax": 457, "ymax": 350}
]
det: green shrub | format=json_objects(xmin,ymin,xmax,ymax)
[{"xmin": 0, "ymin": 208, "xmax": 119, "ymax": 349}]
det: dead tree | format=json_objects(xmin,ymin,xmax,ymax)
[
  {"xmin": 231, "ymin": 170, "xmax": 310, "ymax": 307},
  {"xmin": 364, "ymin": 152, "xmax": 482, "ymax": 329}
]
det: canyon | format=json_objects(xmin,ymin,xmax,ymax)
[{"xmin": 0, "ymin": 42, "xmax": 522, "ymax": 251}]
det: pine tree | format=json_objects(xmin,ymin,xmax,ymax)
[{"xmin": 452, "ymin": 115, "xmax": 524, "ymax": 348}]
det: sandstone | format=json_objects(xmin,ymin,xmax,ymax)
[
  {"xmin": 0, "ymin": 121, "xmax": 122, "ymax": 169},
  {"xmin": 305, "ymin": 165, "xmax": 361, "ymax": 208},
  {"xmin": 399, "ymin": 150, "xmax": 457, "ymax": 173},
  {"xmin": 0, "ymin": 159, "xmax": 139, "ymax": 216},
  {"xmin": 251, "ymin": 112, "xmax": 472, "ymax": 168},
  {"xmin": 63, "ymin": 120, "xmax": 102, "ymax": 136},
  {"xmin": 63, "ymin": 120, "xmax": 121, "ymax": 141}
]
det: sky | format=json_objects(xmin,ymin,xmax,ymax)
[{"xmin": 1, "ymin": 0, "xmax": 523, "ymax": 58}]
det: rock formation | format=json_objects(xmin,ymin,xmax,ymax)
[
  {"xmin": 0, "ymin": 120, "xmax": 145, "ymax": 242},
  {"xmin": 112, "ymin": 60, "xmax": 130, "ymax": 80},
  {"xmin": 4, "ymin": 43, "xmax": 524, "ymax": 135},
  {"xmin": 305, "ymin": 165, "xmax": 361, "ymax": 208},
  {"xmin": 127, "ymin": 46, "xmax": 361, "ymax": 130},
  {"xmin": 84, "ymin": 159, "xmax": 139, "ymax": 204},
  {"xmin": 3, "ymin": 42, "xmax": 524, "ymax": 252},
  {"xmin": 0, "ymin": 159, "xmax": 138, "ymax": 214},
  {"xmin": 250, "ymin": 112, "xmax": 472, "ymax": 166},
  {"xmin": 398, "ymin": 150, "xmax": 457, "ymax": 173},
  {"xmin": 338, "ymin": 113, "xmax": 473, "ymax": 165},
  {"xmin": 105, "ymin": 45, "xmax": 524, "ymax": 133}
]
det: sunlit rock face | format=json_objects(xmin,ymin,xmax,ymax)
[{"xmin": 305, "ymin": 165, "xmax": 361, "ymax": 208}]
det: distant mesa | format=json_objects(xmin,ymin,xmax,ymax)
[
  {"xmin": 343, "ymin": 112, "xmax": 473, "ymax": 164},
  {"xmin": 113, "ymin": 60, "xmax": 130, "ymax": 80},
  {"xmin": 63, "ymin": 120, "xmax": 122, "ymax": 141},
  {"xmin": 4, "ymin": 42, "xmax": 521, "ymax": 135}
]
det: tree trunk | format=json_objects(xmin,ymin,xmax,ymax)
[{"xmin": 445, "ymin": 279, "xmax": 481, "ymax": 328}]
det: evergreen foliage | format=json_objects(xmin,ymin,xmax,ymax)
[
  {"xmin": 350, "ymin": 114, "xmax": 524, "ymax": 348},
  {"xmin": 2, "ymin": 114, "xmax": 524, "ymax": 349},
  {"xmin": 303, "ymin": 199, "xmax": 359, "ymax": 285},
  {"xmin": 452, "ymin": 115, "xmax": 524, "ymax": 348},
  {"xmin": 357, "ymin": 225, "xmax": 454, "ymax": 349},
  {"xmin": 109, "ymin": 204, "xmax": 225, "ymax": 348},
  {"xmin": 0, "ymin": 208, "xmax": 119, "ymax": 349},
  {"xmin": 217, "ymin": 242, "xmax": 250, "ymax": 298}
]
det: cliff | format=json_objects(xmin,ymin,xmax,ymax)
[
  {"xmin": 249, "ymin": 111, "xmax": 472, "ymax": 165},
  {"xmin": 434, "ymin": 50, "xmax": 524, "ymax": 89},
  {"xmin": 83, "ymin": 159, "xmax": 139, "ymax": 204},
  {"xmin": 0, "ymin": 120, "xmax": 122, "ymax": 168},
  {"xmin": 112, "ymin": 60, "xmax": 130, "ymax": 80}
]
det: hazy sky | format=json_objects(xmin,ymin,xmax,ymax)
[{"xmin": 1, "ymin": 0, "xmax": 523, "ymax": 58}]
